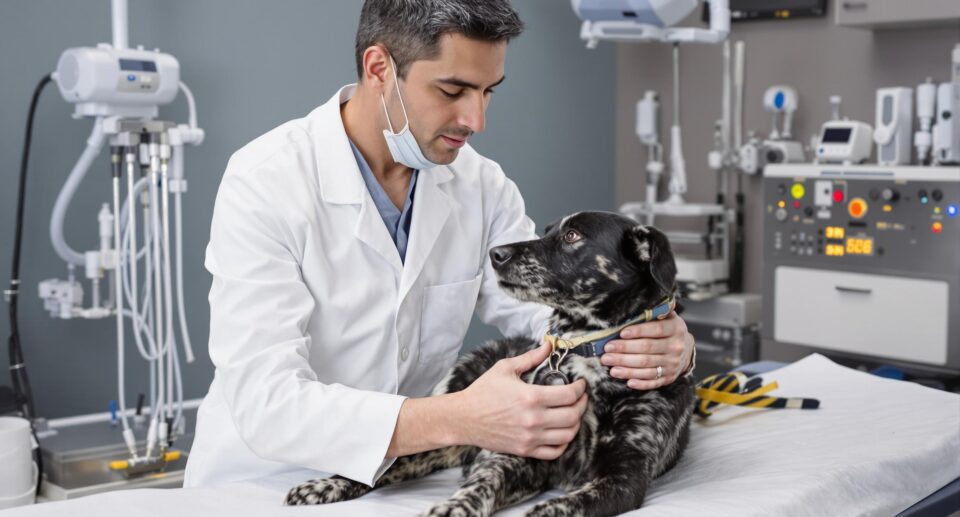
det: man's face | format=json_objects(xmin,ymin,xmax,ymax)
[{"xmin": 386, "ymin": 33, "xmax": 507, "ymax": 165}]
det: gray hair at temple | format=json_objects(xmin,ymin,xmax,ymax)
[{"xmin": 355, "ymin": 0, "xmax": 524, "ymax": 79}]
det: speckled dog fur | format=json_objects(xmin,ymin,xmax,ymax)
[{"xmin": 285, "ymin": 211, "xmax": 694, "ymax": 516}]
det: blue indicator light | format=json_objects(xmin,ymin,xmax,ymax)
[
  {"xmin": 127, "ymin": 74, "xmax": 136, "ymax": 82},
  {"xmin": 948, "ymin": 204, "xmax": 958, "ymax": 217},
  {"xmin": 774, "ymin": 91, "xmax": 785, "ymax": 109},
  {"xmin": 921, "ymin": 196, "xmax": 929, "ymax": 204}
]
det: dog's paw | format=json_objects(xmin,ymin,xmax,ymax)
[
  {"xmin": 524, "ymin": 498, "xmax": 579, "ymax": 517},
  {"xmin": 421, "ymin": 499, "xmax": 480, "ymax": 517},
  {"xmin": 283, "ymin": 475, "xmax": 371, "ymax": 505}
]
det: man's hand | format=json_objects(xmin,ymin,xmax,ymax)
[
  {"xmin": 600, "ymin": 311, "xmax": 694, "ymax": 390},
  {"xmin": 451, "ymin": 342, "xmax": 588, "ymax": 460}
]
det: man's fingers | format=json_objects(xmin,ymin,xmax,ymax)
[
  {"xmin": 539, "ymin": 425, "xmax": 581, "ymax": 447},
  {"xmin": 529, "ymin": 443, "xmax": 569, "ymax": 461},
  {"xmin": 508, "ymin": 342, "xmax": 552, "ymax": 373},
  {"xmin": 619, "ymin": 312, "xmax": 679, "ymax": 339},
  {"xmin": 541, "ymin": 393, "xmax": 588, "ymax": 428},
  {"xmin": 610, "ymin": 366, "xmax": 671, "ymax": 381},
  {"xmin": 604, "ymin": 338, "xmax": 669, "ymax": 356},
  {"xmin": 535, "ymin": 379, "xmax": 586, "ymax": 407}
]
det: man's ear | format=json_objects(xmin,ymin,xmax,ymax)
[
  {"xmin": 625, "ymin": 225, "xmax": 677, "ymax": 295},
  {"xmin": 361, "ymin": 45, "xmax": 391, "ymax": 90}
]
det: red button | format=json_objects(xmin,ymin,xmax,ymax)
[
  {"xmin": 848, "ymin": 198, "xmax": 868, "ymax": 218},
  {"xmin": 933, "ymin": 222, "xmax": 943, "ymax": 234},
  {"xmin": 793, "ymin": 200, "xmax": 801, "ymax": 209},
  {"xmin": 833, "ymin": 190, "xmax": 844, "ymax": 203}
]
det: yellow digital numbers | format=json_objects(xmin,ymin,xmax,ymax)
[
  {"xmin": 824, "ymin": 226, "xmax": 845, "ymax": 239},
  {"xmin": 845, "ymin": 237, "xmax": 874, "ymax": 256},
  {"xmin": 825, "ymin": 244, "xmax": 845, "ymax": 256}
]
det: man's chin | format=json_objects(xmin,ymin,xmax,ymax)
[{"xmin": 427, "ymin": 149, "xmax": 459, "ymax": 165}]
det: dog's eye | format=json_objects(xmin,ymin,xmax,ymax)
[{"xmin": 563, "ymin": 229, "xmax": 582, "ymax": 244}]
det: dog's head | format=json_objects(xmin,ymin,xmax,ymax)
[{"xmin": 490, "ymin": 211, "xmax": 677, "ymax": 330}]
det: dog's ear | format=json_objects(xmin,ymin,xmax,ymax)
[
  {"xmin": 542, "ymin": 218, "xmax": 562, "ymax": 236},
  {"xmin": 625, "ymin": 225, "xmax": 677, "ymax": 295}
]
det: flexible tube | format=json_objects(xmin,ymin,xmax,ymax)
[
  {"xmin": 125, "ymin": 149, "xmax": 145, "ymax": 362},
  {"xmin": 172, "ymin": 145, "xmax": 195, "ymax": 363},
  {"xmin": 160, "ymin": 160, "xmax": 175, "ymax": 420},
  {"xmin": 111, "ymin": 175, "xmax": 136, "ymax": 456},
  {"xmin": 178, "ymin": 82, "xmax": 198, "ymax": 129},
  {"xmin": 51, "ymin": 119, "xmax": 106, "ymax": 265},
  {"xmin": 148, "ymin": 166, "xmax": 166, "ymax": 428}
]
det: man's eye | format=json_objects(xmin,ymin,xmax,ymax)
[
  {"xmin": 563, "ymin": 230, "xmax": 582, "ymax": 243},
  {"xmin": 440, "ymin": 89, "xmax": 462, "ymax": 99}
]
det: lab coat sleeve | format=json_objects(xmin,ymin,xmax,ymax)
[
  {"xmin": 474, "ymin": 166, "xmax": 552, "ymax": 342},
  {"xmin": 205, "ymin": 166, "xmax": 405, "ymax": 487}
]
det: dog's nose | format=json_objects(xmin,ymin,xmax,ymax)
[{"xmin": 490, "ymin": 247, "xmax": 513, "ymax": 268}]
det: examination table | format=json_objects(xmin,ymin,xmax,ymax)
[{"xmin": 3, "ymin": 354, "xmax": 958, "ymax": 516}]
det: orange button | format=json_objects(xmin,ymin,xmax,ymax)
[
  {"xmin": 933, "ymin": 222, "xmax": 943, "ymax": 234},
  {"xmin": 848, "ymin": 198, "xmax": 868, "ymax": 219}
]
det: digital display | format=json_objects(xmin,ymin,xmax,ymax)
[
  {"xmin": 824, "ymin": 226, "xmax": 845, "ymax": 239},
  {"xmin": 822, "ymin": 128, "xmax": 852, "ymax": 143},
  {"xmin": 825, "ymin": 244, "xmax": 845, "ymax": 257},
  {"xmin": 119, "ymin": 59, "xmax": 157, "ymax": 72},
  {"xmin": 845, "ymin": 237, "xmax": 874, "ymax": 256}
]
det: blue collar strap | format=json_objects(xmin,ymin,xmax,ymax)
[{"xmin": 543, "ymin": 297, "xmax": 676, "ymax": 358}]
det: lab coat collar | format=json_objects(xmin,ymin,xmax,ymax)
[
  {"xmin": 310, "ymin": 84, "xmax": 456, "ymax": 289},
  {"xmin": 310, "ymin": 84, "xmax": 453, "ymax": 206}
]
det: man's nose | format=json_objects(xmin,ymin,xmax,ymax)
[
  {"xmin": 459, "ymin": 94, "xmax": 486, "ymax": 134},
  {"xmin": 489, "ymin": 246, "xmax": 513, "ymax": 268}
]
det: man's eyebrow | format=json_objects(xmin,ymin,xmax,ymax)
[{"xmin": 436, "ymin": 75, "xmax": 506, "ymax": 90}]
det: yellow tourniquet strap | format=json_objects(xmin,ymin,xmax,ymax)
[{"xmin": 695, "ymin": 371, "xmax": 820, "ymax": 418}]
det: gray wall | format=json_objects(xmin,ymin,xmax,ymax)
[
  {"xmin": 0, "ymin": 0, "xmax": 615, "ymax": 418},
  {"xmin": 614, "ymin": 8, "xmax": 959, "ymax": 358}
]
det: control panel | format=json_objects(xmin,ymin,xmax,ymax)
[
  {"xmin": 765, "ymin": 166, "xmax": 958, "ymax": 274},
  {"xmin": 762, "ymin": 164, "xmax": 960, "ymax": 375}
]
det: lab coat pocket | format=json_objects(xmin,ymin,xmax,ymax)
[{"xmin": 418, "ymin": 273, "xmax": 483, "ymax": 363}]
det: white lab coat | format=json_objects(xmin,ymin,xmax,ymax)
[{"xmin": 183, "ymin": 85, "xmax": 551, "ymax": 488}]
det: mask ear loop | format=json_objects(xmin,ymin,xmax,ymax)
[{"xmin": 379, "ymin": 54, "xmax": 411, "ymax": 135}]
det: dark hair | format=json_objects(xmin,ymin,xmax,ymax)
[{"xmin": 355, "ymin": 0, "xmax": 524, "ymax": 79}]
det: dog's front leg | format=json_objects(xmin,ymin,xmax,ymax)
[
  {"xmin": 423, "ymin": 452, "xmax": 549, "ymax": 517},
  {"xmin": 285, "ymin": 446, "xmax": 472, "ymax": 506}
]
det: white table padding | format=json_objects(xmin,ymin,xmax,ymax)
[{"xmin": 4, "ymin": 354, "xmax": 958, "ymax": 516}]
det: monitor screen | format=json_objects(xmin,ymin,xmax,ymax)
[{"xmin": 821, "ymin": 128, "xmax": 852, "ymax": 144}]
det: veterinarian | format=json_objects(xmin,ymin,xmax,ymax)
[{"xmin": 184, "ymin": 0, "xmax": 696, "ymax": 488}]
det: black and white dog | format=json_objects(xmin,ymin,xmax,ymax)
[{"xmin": 285, "ymin": 211, "xmax": 694, "ymax": 516}]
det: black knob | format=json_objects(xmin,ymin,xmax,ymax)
[
  {"xmin": 918, "ymin": 189, "xmax": 929, "ymax": 202},
  {"xmin": 804, "ymin": 206, "xmax": 814, "ymax": 217},
  {"xmin": 869, "ymin": 188, "xmax": 881, "ymax": 201},
  {"xmin": 777, "ymin": 184, "xmax": 787, "ymax": 196},
  {"xmin": 490, "ymin": 247, "xmax": 514, "ymax": 267},
  {"xmin": 932, "ymin": 189, "xmax": 943, "ymax": 202}
]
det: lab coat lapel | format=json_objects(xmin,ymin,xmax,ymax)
[
  {"xmin": 398, "ymin": 166, "xmax": 453, "ymax": 302},
  {"xmin": 355, "ymin": 191, "xmax": 404, "ymax": 273}
]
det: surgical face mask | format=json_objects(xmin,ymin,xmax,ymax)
[{"xmin": 380, "ymin": 56, "xmax": 441, "ymax": 171}]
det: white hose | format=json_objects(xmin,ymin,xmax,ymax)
[
  {"xmin": 178, "ymin": 81, "xmax": 198, "ymax": 129},
  {"xmin": 161, "ymin": 162, "xmax": 175, "ymax": 420},
  {"xmin": 51, "ymin": 119, "xmax": 106, "ymax": 265},
  {"xmin": 148, "ymin": 167, "xmax": 166, "ymax": 429},
  {"xmin": 172, "ymin": 145, "xmax": 195, "ymax": 363},
  {"xmin": 112, "ymin": 174, "xmax": 136, "ymax": 456}
]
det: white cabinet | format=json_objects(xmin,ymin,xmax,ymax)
[{"xmin": 835, "ymin": 0, "xmax": 960, "ymax": 29}]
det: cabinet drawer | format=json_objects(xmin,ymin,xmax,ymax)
[
  {"xmin": 836, "ymin": 0, "xmax": 960, "ymax": 28},
  {"xmin": 774, "ymin": 266, "xmax": 948, "ymax": 365}
]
